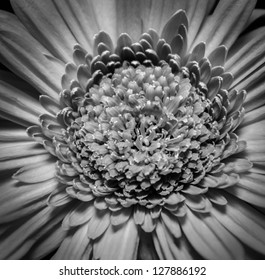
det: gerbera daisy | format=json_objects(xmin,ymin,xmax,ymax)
[{"xmin": 0, "ymin": 0, "xmax": 265, "ymax": 260}]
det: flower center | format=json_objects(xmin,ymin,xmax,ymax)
[{"xmin": 62, "ymin": 62, "xmax": 222, "ymax": 207}]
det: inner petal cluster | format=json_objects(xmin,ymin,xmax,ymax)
[
  {"xmin": 33, "ymin": 12, "xmax": 248, "ymax": 216},
  {"xmin": 60, "ymin": 62, "xmax": 224, "ymax": 208}
]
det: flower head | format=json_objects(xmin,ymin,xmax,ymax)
[{"xmin": 0, "ymin": 0, "xmax": 265, "ymax": 259}]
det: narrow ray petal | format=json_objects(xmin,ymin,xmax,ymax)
[
  {"xmin": 93, "ymin": 217, "xmax": 139, "ymax": 260},
  {"xmin": 52, "ymin": 223, "xmax": 92, "ymax": 260},
  {"xmin": 0, "ymin": 11, "xmax": 64, "ymax": 100},
  {"xmin": 191, "ymin": 0, "xmax": 256, "ymax": 55},
  {"xmin": 212, "ymin": 193, "xmax": 265, "ymax": 254}
]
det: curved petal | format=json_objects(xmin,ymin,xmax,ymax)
[
  {"xmin": 227, "ymin": 172, "xmax": 265, "ymax": 207},
  {"xmin": 237, "ymin": 120, "xmax": 265, "ymax": 140},
  {"xmin": 0, "ymin": 75, "xmax": 46, "ymax": 126},
  {"xmin": 0, "ymin": 178, "xmax": 58, "ymax": 223},
  {"xmin": 191, "ymin": 0, "xmax": 256, "ymax": 55},
  {"xmin": 232, "ymin": 65, "xmax": 265, "ymax": 113},
  {"xmin": 0, "ymin": 11, "xmax": 64, "ymax": 101},
  {"xmin": 93, "ymin": 217, "xmax": 139, "ymax": 260},
  {"xmin": 52, "ymin": 223, "xmax": 92, "ymax": 260},
  {"xmin": 179, "ymin": 208, "xmax": 239, "ymax": 259},
  {"xmin": 186, "ymin": 0, "xmax": 217, "ymax": 51},
  {"xmin": 212, "ymin": 193, "xmax": 265, "ymax": 255},
  {"xmin": 11, "ymin": 0, "xmax": 77, "ymax": 62},
  {"xmin": 52, "ymin": 0, "xmax": 100, "ymax": 53},
  {"xmin": 0, "ymin": 142, "xmax": 46, "ymax": 161},
  {"xmin": 0, "ymin": 207, "xmax": 50, "ymax": 259},
  {"xmin": 26, "ymin": 224, "xmax": 66, "ymax": 259},
  {"xmin": 226, "ymin": 27, "xmax": 265, "ymax": 88},
  {"xmin": 12, "ymin": 160, "xmax": 55, "ymax": 183}
]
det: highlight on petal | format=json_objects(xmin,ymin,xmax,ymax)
[
  {"xmin": 52, "ymin": 223, "xmax": 92, "ymax": 260},
  {"xmin": 93, "ymin": 217, "xmax": 139, "ymax": 260},
  {"xmin": 191, "ymin": 0, "xmax": 257, "ymax": 55},
  {"xmin": 0, "ymin": 11, "xmax": 64, "ymax": 101}
]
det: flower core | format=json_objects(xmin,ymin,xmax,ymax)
[{"xmin": 60, "ymin": 61, "xmax": 226, "ymax": 208}]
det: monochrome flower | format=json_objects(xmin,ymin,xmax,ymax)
[{"xmin": 0, "ymin": 0, "xmax": 265, "ymax": 259}]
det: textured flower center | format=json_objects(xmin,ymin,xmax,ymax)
[
  {"xmin": 61, "ymin": 62, "xmax": 223, "ymax": 207},
  {"xmin": 36, "ymin": 27, "xmax": 247, "ymax": 213}
]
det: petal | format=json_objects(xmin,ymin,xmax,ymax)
[
  {"xmin": 161, "ymin": 10, "xmax": 188, "ymax": 44},
  {"xmin": 157, "ymin": 221, "xmax": 202, "ymax": 259},
  {"xmin": 93, "ymin": 217, "xmax": 139, "ymax": 260},
  {"xmin": 0, "ymin": 77, "xmax": 46, "ymax": 126},
  {"xmin": 0, "ymin": 141, "xmax": 46, "ymax": 161},
  {"xmin": 62, "ymin": 203, "xmax": 95, "ymax": 229},
  {"xmin": 0, "ymin": 11, "xmax": 64, "ymax": 100},
  {"xmin": 12, "ymin": 160, "xmax": 55, "ymax": 183},
  {"xmin": 191, "ymin": 0, "xmax": 256, "ymax": 55},
  {"xmin": 0, "ymin": 178, "xmax": 58, "ymax": 223},
  {"xmin": 186, "ymin": 0, "xmax": 217, "ymax": 51},
  {"xmin": 160, "ymin": 210, "xmax": 181, "ymax": 238},
  {"xmin": 226, "ymin": 27, "xmax": 265, "ymax": 88},
  {"xmin": 110, "ymin": 207, "xmax": 132, "ymax": 226},
  {"xmin": 145, "ymin": 0, "xmax": 208, "ymax": 37},
  {"xmin": 179, "ymin": 208, "xmax": 238, "ymax": 259},
  {"xmin": 212, "ymin": 193, "xmax": 265, "ymax": 254},
  {"xmin": 26, "ymin": 224, "xmax": 66, "ymax": 259},
  {"xmin": 11, "ymin": 0, "xmax": 77, "ymax": 62},
  {"xmin": 0, "ymin": 127, "xmax": 31, "ymax": 142},
  {"xmin": 152, "ymin": 220, "xmax": 174, "ymax": 259},
  {"xmin": 52, "ymin": 223, "xmax": 92, "ymax": 260},
  {"xmin": 115, "ymin": 0, "xmax": 150, "ymax": 42},
  {"xmin": 88, "ymin": 0, "xmax": 117, "ymax": 42},
  {"xmin": 227, "ymin": 172, "xmax": 265, "ymax": 207},
  {"xmin": 137, "ymin": 231, "xmax": 158, "ymax": 259},
  {"xmin": 52, "ymin": 0, "xmax": 100, "ymax": 53},
  {"xmin": 240, "ymin": 105, "xmax": 265, "ymax": 129},
  {"xmin": 86, "ymin": 210, "xmax": 110, "ymax": 239},
  {"xmin": 237, "ymin": 120, "xmax": 265, "ymax": 140},
  {"xmin": 0, "ymin": 207, "xmax": 51, "ymax": 259},
  {"xmin": 0, "ymin": 154, "xmax": 51, "ymax": 172}
]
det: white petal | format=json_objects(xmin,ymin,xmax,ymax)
[
  {"xmin": 191, "ymin": 0, "xmax": 256, "ymax": 55},
  {"xmin": 86, "ymin": 210, "xmax": 110, "ymax": 239},
  {"xmin": 11, "ymin": 0, "xmax": 77, "ymax": 62},
  {"xmin": 0, "ymin": 178, "xmax": 58, "ymax": 223},
  {"xmin": 0, "ymin": 207, "xmax": 51, "ymax": 259},
  {"xmin": 160, "ymin": 210, "xmax": 181, "ymax": 238},
  {"xmin": 179, "ymin": 208, "xmax": 236, "ymax": 259},
  {"xmin": 0, "ymin": 11, "xmax": 64, "ymax": 100},
  {"xmin": 0, "ymin": 154, "xmax": 51, "ymax": 171},
  {"xmin": 52, "ymin": 223, "xmax": 92, "ymax": 260},
  {"xmin": 0, "ymin": 127, "xmax": 30, "ymax": 142},
  {"xmin": 0, "ymin": 141, "xmax": 46, "ymax": 160},
  {"xmin": 152, "ymin": 220, "xmax": 174, "ymax": 259},
  {"xmin": 27, "ymin": 224, "xmax": 66, "ymax": 259},
  {"xmin": 12, "ymin": 160, "xmax": 55, "ymax": 183},
  {"xmin": 226, "ymin": 27, "xmax": 265, "ymax": 87},
  {"xmin": 187, "ymin": 0, "xmax": 216, "ymax": 51},
  {"xmin": 226, "ymin": 172, "xmax": 265, "ymax": 207},
  {"xmin": 237, "ymin": 120, "xmax": 265, "ymax": 140},
  {"xmin": 93, "ymin": 217, "xmax": 139, "ymax": 260},
  {"xmin": 62, "ymin": 203, "xmax": 95, "ymax": 229},
  {"xmin": 212, "ymin": 193, "xmax": 265, "ymax": 254}
]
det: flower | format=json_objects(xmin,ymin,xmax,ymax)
[{"xmin": 0, "ymin": 0, "xmax": 265, "ymax": 260}]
